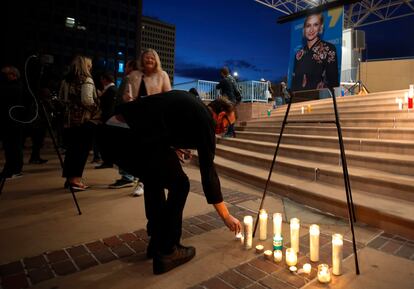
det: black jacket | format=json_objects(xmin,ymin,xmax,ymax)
[
  {"xmin": 113, "ymin": 90, "xmax": 223, "ymax": 204},
  {"xmin": 100, "ymin": 85, "xmax": 118, "ymax": 122}
]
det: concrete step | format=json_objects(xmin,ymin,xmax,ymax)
[
  {"xmin": 214, "ymin": 142, "xmax": 414, "ymax": 202},
  {"xmin": 237, "ymin": 125, "xmax": 414, "ymax": 140},
  {"xmin": 242, "ymin": 116, "xmax": 414, "ymax": 128},
  {"xmin": 204, "ymin": 154, "xmax": 414, "ymax": 239},
  {"xmin": 216, "ymin": 137, "xmax": 414, "ymax": 176},
  {"xmin": 234, "ymin": 131, "xmax": 414, "ymax": 154}
]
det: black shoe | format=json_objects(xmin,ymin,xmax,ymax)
[
  {"xmin": 108, "ymin": 178, "xmax": 135, "ymax": 189},
  {"xmin": 29, "ymin": 158, "xmax": 48, "ymax": 164},
  {"xmin": 153, "ymin": 245, "xmax": 196, "ymax": 275},
  {"xmin": 95, "ymin": 163, "xmax": 113, "ymax": 169}
]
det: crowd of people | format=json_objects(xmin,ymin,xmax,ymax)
[{"xmin": 1, "ymin": 49, "xmax": 243, "ymax": 275}]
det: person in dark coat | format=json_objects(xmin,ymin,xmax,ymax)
[
  {"xmin": 0, "ymin": 66, "xmax": 24, "ymax": 178},
  {"xmin": 99, "ymin": 90, "xmax": 241, "ymax": 274},
  {"xmin": 94, "ymin": 71, "xmax": 117, "ymax": 169},
  {"xmin": 291, "ymin": 13, "xmax": 339, "ymax": 92}
]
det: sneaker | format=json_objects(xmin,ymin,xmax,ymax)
[
  {"xmin": 108, "ymin": 178, "xmax": 135, "ymax": 189},
  {"xmin": 10, "ymin": 172, "xmax": 23, "ymax": 179},
  {"xmin": 153, "ymin": 245, "xmax": 196, "ymax": 274},
  {"xmin": 131, "ymin": 182, "xmax": 144, "ymax": 197}
]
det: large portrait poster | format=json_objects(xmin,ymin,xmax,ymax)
[{"xmin": 287, "ymin": 7, "xmax": 343, "ymax": 92}]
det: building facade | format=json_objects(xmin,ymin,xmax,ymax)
[
  {"xmin": 141, "ymin": 16, "xmax": 176, "ymax": 83},
  {"xmin": 3, "ymin": 0, "xmax": 142, "ymax": 82}
]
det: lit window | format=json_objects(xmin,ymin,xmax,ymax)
[{"xmin": 65, "ymin": 17, "xmax": 75, "ymax": 28}]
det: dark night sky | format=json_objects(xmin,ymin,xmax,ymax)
[{"xmin": 143, "ymin": 0, "xmax": 414, "ymax": 85}]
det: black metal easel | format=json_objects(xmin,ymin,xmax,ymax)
[
  {"xmin": 0, "ymin": 55, "xmax": 82, "ymax": 215},
  {"xmin": 252, "ymin": 88, "xmax": 360, "ymax": 275}
]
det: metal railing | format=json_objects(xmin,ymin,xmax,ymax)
[
  {"xmin": 173, "ymin": 79, "xmax": 270, "ymax": 103},
  {"xmin": 173, "ymin": 80, "xmax": 220, "ymax": 101},
  {"xmin": 238, "ymin": 80, "xmax": 269, "ymax": 103}
]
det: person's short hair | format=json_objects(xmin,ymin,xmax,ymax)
[
  {"xmin": 189, "ymin": 87, "xmax": 199, "ymax": 97},
  {"xmin": 1, "ymin": 65, "xmax": 20, "ymax": 79},
  {"xmin": 220, "ymin": 66, "xmax": 230, "ymax": 76},
  {"xmin": 139, "ymin": 48, "xmax": 162, "ymax": 72},
  {"xmin": 126, "ymin": 59, "xmax": 138, "ymax": 71},
  {"xmin": 101, "ymin": 71, "xmax": 115, "ymax": 83}
]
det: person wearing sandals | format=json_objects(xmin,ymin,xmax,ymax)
[{"xmin": 59, "ymin": 55, "xmax": 100, "ymax": 191}]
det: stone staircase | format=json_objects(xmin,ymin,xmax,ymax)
[{"xmin": 203, "ymin": 89, "xmax": 414, "ymax": 239}]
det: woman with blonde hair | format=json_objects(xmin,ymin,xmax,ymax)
[
  {"xmin": 59, "ymin": 55, "xmax": 100, "ymax": 190},
  {"xmin": 109, "ymin": 49, "xmax": 171, "ymax": 196},
  {"xmin": 123, "ymin": 48, "xmax": 171, "ymax": 102}
]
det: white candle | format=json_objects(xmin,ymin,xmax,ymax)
[
  {"xmin": 332, "ymin": 233, "xmax": 343, "ymax": 275},
  {"xmin": 301, "ymin": 106, "xmax": 305, "ymax": 114},
  {"xmin": 317, "ymin": 264, "xmax": 331, "ymax": 283},
  {"xmin": 243, "ymin": 216, "xmax": 253, "ymax": 249},
  {"xmin": 405, "ymin": 92, "xmax": 409, "ymax": 103},
  {"xmin": 259, "ymin": 209, "xmax": 268, "ymax": 241},
  {"xmin": 273, "ymin": 213, "xmax": 282, "ymax": 237},
  {"xmin": 255, "ymin": 245, "xmax": 264, "ymax": 254},
  {"xmin": 289, "ymin": 266, "xmax": 297, "ymax": 272},
  {"xmin": 290, "ymin": 218, "xmax": 300, "ymax": 253},
  {"xmin": 235, "ymin": 232, "xmax": 243, "ymax": 241},
  {"xmin": 273, "ymin": 250, "xmax": 282, "ymax": 262},
  {"xmin": 303, "ymin": 263, "xmax": 312, "ymax": 274},
  {"xmin": 409, "ymin": 84, "xmax": 414, "ymax": 97},
  {"xmin": 264, "ymin": 250, "xmax": 273, "ymax": 260},
  {"xmin": 309, "ymin": 224, "xmax": 320, "ymax": 262},
  {"xmin": 398, "ymin": 98, "xmax": 403, "ymax": 110},
  {"xmin": 285, "ymin": 248, "xmax": 297, "ymax": 266}
]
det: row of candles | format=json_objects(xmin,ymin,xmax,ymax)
[
  {"xmin": 395, "ymin": 85, "xmax": 413, "ymax": 110},
  {"xmin": 240, "ymin": 210, "xmax": 344, "ymax": 283}
]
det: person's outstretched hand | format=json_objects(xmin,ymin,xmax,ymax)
[{"xmin": 223, "ymin": 214, "xmax": 242, "ymax": 234}]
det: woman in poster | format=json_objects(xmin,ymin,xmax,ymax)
[{"xmin": 291, "ymin": 13, "xmax": 339, "ymax": 92}]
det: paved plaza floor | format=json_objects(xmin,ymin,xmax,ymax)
[{"xmin": 0, "ymin": 148, "xmax": 413, "ymax": 289}]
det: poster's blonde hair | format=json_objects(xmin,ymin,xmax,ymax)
[{"xmin": 139, "ymin": 48, "xmax": 162, "ymax": 73}]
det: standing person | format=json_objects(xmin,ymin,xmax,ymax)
[
  {"xmin": 0, "ymin": 66, "xmax": 24, "ymax": 178},
  {"xmin": 94, "ymin": 71, "xmax": 117, "ymax": 169},
  {"xmin": 100, "ymin": 90, "xmax": 241, "ymax": 274},
  {"xmin": 59, "ymin": 55, "xmax": 100, "ymax": 191},
  {"xmin": 291, "ymin": 12, "xmax": 339, "ymax": 92},
  {"xmin": 109, "ymin": 49, "xmax": 171, "ymax": 197},
  {"xmin": 281, "ymin": 81, "xmax": 290, "ymax": 104},
  {"xmin": 216, "ymin": 67, "xmax": 238, "ymax": 138}
]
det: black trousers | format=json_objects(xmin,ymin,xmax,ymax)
[
  {"xmin": 1, "ymin": 126, "xmax": 23, "ymax": 176},
  {"xmin": 99, "ymin": 125, "xmax": 190, "ymax": 253},
  {"xmin": 62, "ymin": 122, "xmax": 94, "ymax": 178}
]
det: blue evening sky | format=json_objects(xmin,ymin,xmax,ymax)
[{"xmin": 143, "ymin": 0, "xmax": 414, "ymax": 85}]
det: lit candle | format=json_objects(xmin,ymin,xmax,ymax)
[
  {"xmin": 303, "ymin": 263, "xmax": 312, "ymax": 274},
  {"xmin": 259, "ymin": 209, "xmax": 268, "ymax": 241},
  {"xmin": 290, "ymin": 218, "xmax": 300, "ymax": 253},
  {"xmin": 309, "ymin": 224, "xmax": 320, "ymax": 262},
  {"xmin": 273, "ymin": 213, "xmax": 282, "ymax": 237},
  {"xmin": 409, "ymin": 84, "xmax": 414, "ymax": 97},
  {"xmin": 243, "ymin": 216, "xmax": 253, "ymax": 249},
  {"xmin": 264, "ymin": 250, "xmax": 273, "ymax": 260},
  {"xmin": 289, "ymin": 266, "xmax": 297, "ymax": 272},
  {"xmin": 235, "ymin": 232, "xmax": 243, "ymax": 241},
  {"xmin": 404, "ymin": 92, "xmax": 409, "ymax": 103},
  {"xmin": 317, "ymin": 264, "xmax": 331, "ymax": 283},
  {"xmin": 301, "ymin": 106, "xmax": 305, "ymax": 114},
  {"xmin": 273, "ymin": 250, "xmax": 282, "ymax": 262},
  {"xmin": 332, "ymin": 233, "xmax": 343, "ymax": 275},
  {"xmin": 255, "ymin": 244, "xmax": 264, "ymax": 254},
  {"xmin": 285, "ymin": 248, "xmax": 297, "ymax": 266}
]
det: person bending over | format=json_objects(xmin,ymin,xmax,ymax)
[{"xmin": 99, "ymin": 90, "xmax": 241, "ymax": 274}]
